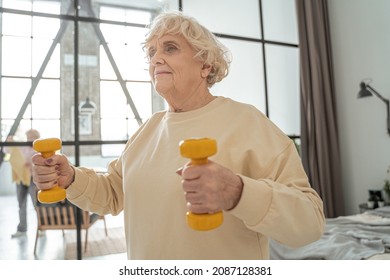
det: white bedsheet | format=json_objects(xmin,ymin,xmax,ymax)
[{"xmin": 270, "ymin": 209, "xmax": 390, "ymax": 260}]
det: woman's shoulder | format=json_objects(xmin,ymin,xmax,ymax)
[
  {"xmin": 218, "ymin": 97, "xmax": 291, "ymax": 142},
  {"xmin": 142, "ymin": 110, "xmax": 167, "ymax": 127},
  {"xmin": 217, "ymin": 96, "xmax": 267, "ymax": 119}
]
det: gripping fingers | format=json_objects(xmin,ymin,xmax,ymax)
[
  {"xmin": 34, "ymin": 180, "xmax": 58, "ymax": 191},
  {"xmin": 32, "ymin": 165, "xmax": 59, "ymax": 190},
  {"xmin": 187, "ymin": 202, "xmax": 219, "ymax": 214},
  {"xmin": 185, "ymin": 191, "xmax": 202, "ymax": 205},
  {"xmin": 185, "ymin": 192, "xmax": 220, "ymax": 214}
]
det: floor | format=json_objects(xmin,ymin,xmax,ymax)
[{"xmin": 0, "ymin": 195, "xmax": 127, "ymax": 260}]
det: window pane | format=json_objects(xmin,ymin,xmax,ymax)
[
  {"xmin": 32, "ymin": 0, "xmax": 61, "ymax": 14},
  {"xmin": 100, "ymin": 6, "xmax": 151, "ymax": 25},
  {"xmin": 100, "ymin": 24, "xmax": 126, "ymax": 44},
  {"xmin": 107, "ymin": 43, "xmax": 130, "ymax": 79},
  {"xmin": 32, "ymin": 39, "xmax": 60, "ymax": 78},
  {"xmin": 125, "ymin": 9, "xmax": 152, "ymax": 24},
  {"xmin": 62, "ymin": 145, "xmax": 75, "ymax": 165},
  {"xmin": 100, "ymin": 81, "xmax": 128, "ymax": 118},
  {"xmin": 1, "ymin": 78, "xmax": 31, "ymax": 119},
  {"xmin": 128, "ymin": 119, "xmax": 140, "ymax": 136},
  {"xmin": 16, "ymin": 119, "xmax": 33, "ymax": 139},
  {"xmin": 2, "ymin": 36, "xmax": 31, "ymax": 76},
  {"xmin": 99, "ymin": 6, "xmax": 126, "ymax": 22},
  {"xmin": 100, "ymin": 25, "xmax": 149, "ymax": 81},
  {"xmin": 80, "ymin": 144, "xmax": 121, "ymax": 167},
  {"xmin": 2, "ymin": 0, "xmax": 67, "ymax": 16},
  {"xmin": 43, "ymin": 44, "xmax": 60, "ymax": 78},
  {"xmin": 124, "ymin": 26, "xmax": 150, "ymax": 80},
  {"xmin": 263, "ymin": 0, "xmax": 298, "ymax": 44},
  {"xmin": 101, "ymin": 144, "xmax": 126, "ymax": 158},
  {"xmin": 127, "ymin": 82, "xmax": 152, "ymax": 120},
  {"xmin": 2, "ymin": 13, "xmax": 31, "ymax": 37},
  {"xmin": 163, "ymin": 0, "xmax": 180, "ymax": 11},
  {"xmin": 183, "ymin": 0, "xmax": 261, "ymax": 39},
  {"xmin": 31, "ymin": 120, "xmax": 61, "ymax": 139},
  {"xmin": 31, "ymin": 79, "xmax": 60, "ymax": 119},
  {"xmin": 101, "ymin": 119, "xmax": 127, "ymax": 141},
  {"xmin": 266, "ymin": 45, "xmax": 300, "ymax": 135},
  {"xmin": 100, "ymin": 45, "xmax": 116, "ymax": 80},
  {"xmin": 5, "ymin": 119, "xmax": 60, "ymax": 141},
  {"xmin": 212, "ymin": 39, "xmax": 266, "ymax": 113},
  {"xmin": 33, "ymin": 16, "xmax": 60, "ymax": 39},
  {"xmin": 2, "ymin": 0, "xmax": 32, "ymax": 11}
]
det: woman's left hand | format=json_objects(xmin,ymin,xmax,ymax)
[{"xmin": 177, "ymin": 160, "xmax": 243, "ymax": 214}]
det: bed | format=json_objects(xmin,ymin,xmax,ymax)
[{"xmin": 270, "ymin": 206, "xmax": 390, "ymax": 260}]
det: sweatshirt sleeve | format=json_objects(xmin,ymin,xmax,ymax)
[
  {"xmin": 66, "ymin": 157, "xmax": 124, "ymax": 216},
  {"xmin": 65, "ymin": 118, "xmax": 153, "ymax": 216},
  {"xmin": 227, "ymin": 141, "xmax": 325, "ymax": 248}
]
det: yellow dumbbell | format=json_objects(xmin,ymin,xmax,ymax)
[
  {"xmin": 179, "ymin": 137, "xmax": 223, "ymax": 231},
  {"xmin": 33, "ymin": 138, "xmax": 66, "ymax": 203}
]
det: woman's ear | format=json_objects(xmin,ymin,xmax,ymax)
[{"xmin": 200, "ymin": 64, "xmax": 212, "ymax": 78}]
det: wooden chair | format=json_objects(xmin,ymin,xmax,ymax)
[{"xmin": 34, "ymin": 200, "xmax": 108, "ymax": 255}]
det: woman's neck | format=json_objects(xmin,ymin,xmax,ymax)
[{"xmin": 169, "ymin": 91, "xmax": 215, "ymax": 112}]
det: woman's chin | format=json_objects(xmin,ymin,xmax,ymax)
[{"xmin": 155, "ymin": 86, "xmax": 175, "ymax": 98}]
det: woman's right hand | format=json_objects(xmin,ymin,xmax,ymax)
[{"xmin": 31, "ymin": 153, "xmax": 75, "ymax": 191}]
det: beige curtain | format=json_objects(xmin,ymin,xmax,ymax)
[{"xmin": 296, "ymin": 0, "xmax": 344, "ymax": 217}]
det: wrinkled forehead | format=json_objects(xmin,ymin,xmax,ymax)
[{"xmin": 145, "ymin": 33, "xmax": 195, "ymax": 55}]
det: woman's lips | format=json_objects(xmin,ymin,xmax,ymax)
[{"xmin": 154, "ymin": 71, "xmax": 171, "ymax": 76}]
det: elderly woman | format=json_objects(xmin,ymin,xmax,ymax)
[
  {"xmin": 6, "ymin": 129, "xmax": 41, "ymax": 238},
  {"xmin": 32, "ymin": 12, "xmax": 325, "ymax": 259}
]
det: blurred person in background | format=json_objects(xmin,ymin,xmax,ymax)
[{"xmin": 5, "ymin": 129, "xmax": 40, "ymax": 238}]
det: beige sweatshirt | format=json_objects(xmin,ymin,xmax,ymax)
[{"xmin": 67, "ymin": 96, "xmax": 325, "ymax": 259}]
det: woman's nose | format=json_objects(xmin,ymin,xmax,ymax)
[{"xmin": 150, "ymin": 51, "xmax": 164, "ymax": 65}]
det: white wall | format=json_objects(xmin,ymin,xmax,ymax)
[{"xmin": 328, "ymin": 0, "xmax": 390, "ymax": 214}]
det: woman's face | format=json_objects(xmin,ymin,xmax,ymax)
[{"xmin": 147, "ymin": 34, "xmax": 210, "ymax": 110}]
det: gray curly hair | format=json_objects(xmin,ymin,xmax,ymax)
[{"xmin": 144, "ymin": 12, "xmax": 231, "ymax": 87}]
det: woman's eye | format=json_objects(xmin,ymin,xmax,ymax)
[
  {"xmin": 165, "ymin": 45, "xmax": 177, "ymax": 53},
  {"xmin": 147, "ymin": 49, "xmax": 156, "ymax": 59}
]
